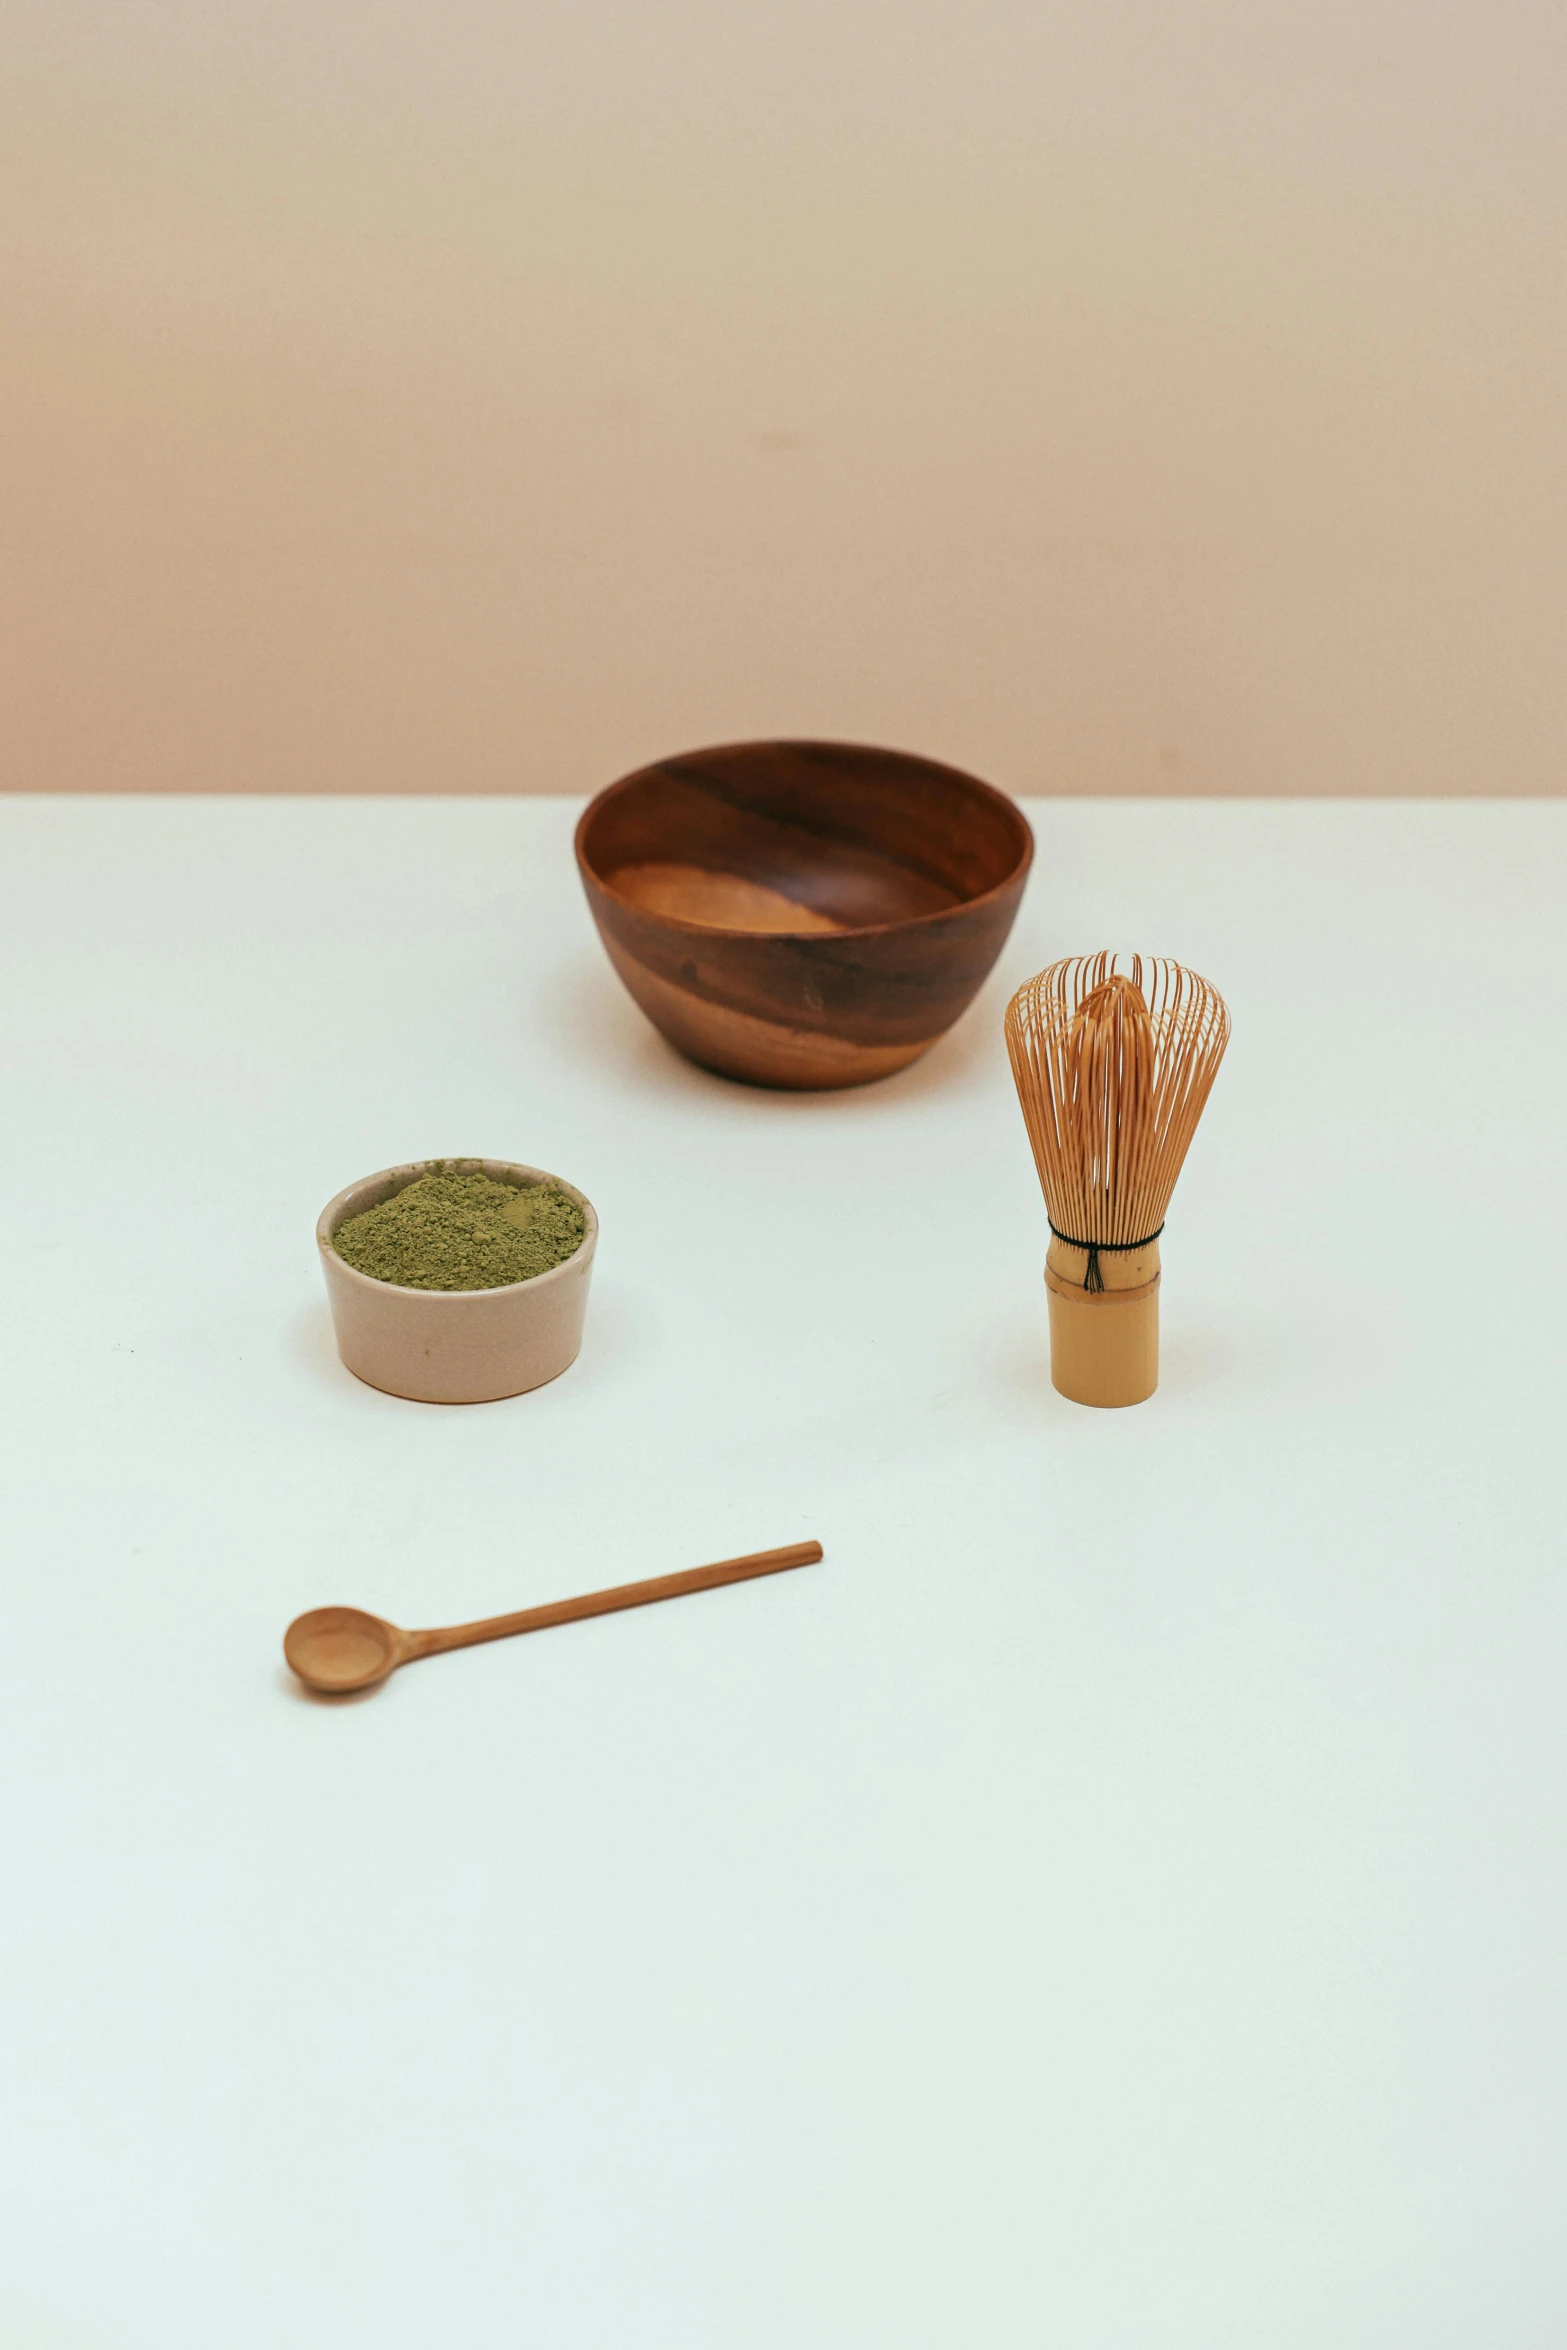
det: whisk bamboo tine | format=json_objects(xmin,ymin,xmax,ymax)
[{"xmin": 1004, "ymin": 953, "xmax": 1230, "ymax": 1407}]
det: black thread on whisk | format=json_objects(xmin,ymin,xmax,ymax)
[{"xmin": 1047, "ymin": 1222, "xmax": 1165, "ymax": 1293}]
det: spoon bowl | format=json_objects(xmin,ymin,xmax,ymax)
[{"xmin": 284, "ymin": 1606, "xmax": 405, "ymax": 1694}]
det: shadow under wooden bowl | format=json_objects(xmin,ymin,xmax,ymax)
[{"xmin": 574, "ymin": 739, "xmax": 1033, "ymax": 1090}]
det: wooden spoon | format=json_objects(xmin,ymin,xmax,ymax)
[{"xmin": 283, "ymin": 1540, "xmax": 823, "ymax": 1696}]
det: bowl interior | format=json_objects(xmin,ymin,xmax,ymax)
[
  {"xmin": 318, "ymin": 1158, "xmax": 597, "ymax": 1291},
  {"xmin": 578, "ymin": 741, "xmax": 1031, "ymax": 935}
]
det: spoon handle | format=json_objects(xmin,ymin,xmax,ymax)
[{"xmin": 405, "ymin": 1541, "xmax": 823, "ymax": 1662}]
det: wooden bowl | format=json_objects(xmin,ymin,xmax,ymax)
[{"xmin": 575, "ymin": 740, "xmax": 1033, "ymax": 1089}]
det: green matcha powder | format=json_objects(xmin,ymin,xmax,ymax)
[{"xmin": 332, "ymin": 1168, "xmax": 587, "ymax": 1292}]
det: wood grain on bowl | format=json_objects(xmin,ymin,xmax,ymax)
[{"xmin": 575, "ymin": 740, "xmax": 1033, "ymax": 1089}]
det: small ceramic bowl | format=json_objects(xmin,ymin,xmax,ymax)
[
  {"xmin": 575, "ymin": 738, "xmax": 1033, "ymax": 1090},
  {"xmin": 317, "ymin": 1158, "xmax": 597, "ymax": 1404}
]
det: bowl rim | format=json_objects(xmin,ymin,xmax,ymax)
[
  {"xmin": 316, "ymin": 1158, "xmax": 599, "ymax": 1301},
  {"xmin": 574, "ymin": 736, "xmax": 1034, "ymax": 942}
]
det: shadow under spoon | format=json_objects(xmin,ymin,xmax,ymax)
[{"xmin": 283, "ymin": 1540, "xmax": 823, "ymax": 1696}]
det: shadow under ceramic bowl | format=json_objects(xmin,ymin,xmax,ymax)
[
  {"xmin": 317, "ymin": 1158, "xmax": 597, "ymax": 1404},
  {"xmin": 575, "ymin": 739, "xmax": 1033, "ymax": 1090}
]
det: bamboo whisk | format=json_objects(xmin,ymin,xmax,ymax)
[{"xmin": 1005, "ymin": 953, "xmax": 1230, "ymax": 1406}]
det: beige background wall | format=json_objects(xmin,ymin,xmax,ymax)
[{"xmin": 4, "ymin": 0, "xmax": 1564, "ymax": 796}]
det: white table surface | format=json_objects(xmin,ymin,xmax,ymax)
[{"xmin": 2, "ymin": 794, "xmax": 1565, "ymax": 2349}]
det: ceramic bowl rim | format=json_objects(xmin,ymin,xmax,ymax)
[
  {"xmin": 316, "ymin": 1158, "xmax": 599, "ymax": 1302},
  {"xmin": 574, "ymin": 736, "xmax": 1034, "ymax": 944}
]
